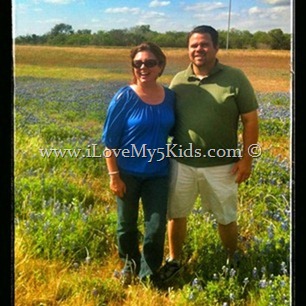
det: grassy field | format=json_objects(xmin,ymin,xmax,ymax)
[
  {"xmin": 14, "ymin": 45, "xmax": 291, "ymax": 92},
  {"xmin": 14, "ymin": 46, "xmax": 291, "ymax": 306}
]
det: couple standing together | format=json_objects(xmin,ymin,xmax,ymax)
[{"xmin": 102, "ymin": 25, "xmax": 259, "ymax": 287}]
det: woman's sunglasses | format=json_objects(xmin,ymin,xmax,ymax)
[{"xmin": 132, "ymin": 59, "xmax": 159, "ymax": 69}]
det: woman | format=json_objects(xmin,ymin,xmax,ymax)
[{"xmin": 102, "ymin": 42, "xmax": 175, "ymax": 286}]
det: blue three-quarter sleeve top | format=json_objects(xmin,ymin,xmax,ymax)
[{"xmin": 102, "ymin": 85, "xmax": 175, "ymax": 177}]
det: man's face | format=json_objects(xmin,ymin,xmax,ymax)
[{"xmin": 188, "ymin": 33, "xmax": 219, "ymax": 68}]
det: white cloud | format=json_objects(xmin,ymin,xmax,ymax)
[
  {"xmin": 193, "ymin": 11, "xmax": 235, "ymax": 22},
  {"xmin": 105, "ymin": 7, "xmax": 140, "ymax": 14},
  {"xmin": 143, "ymin": 11, "xmax": 165, "ymax": 19},
  {"xmin": 262, "ymin": 0, "xmax": 291, "ymax": 6},
  {"xmin": 133, "ymin": 11, "xmax": 166, "ymax": 27},
  {"xmin": 185, "ymin": 2, "xmax": 227, "ymax": 12},
  {"xmin": 249, "ymin": 6, "xmax": 262, "ymax": 15},
  {"xmin": 149, "ymin": 0, "xmax": 170, "ymax": 8},
  {"xmin": 249, "ymin": 5, "xmax": 289, "ymax": 18},
  {"xmin": 242, "ymin": 5, "xmax": 291, "ymax": 32},
  {"xmin": 37, "ymin": 18, "xmax": 63, "ymax": 24}
]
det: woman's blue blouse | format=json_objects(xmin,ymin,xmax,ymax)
[{"xmin": 102, "ymin": 86, "xmax": 175, "ymax": 176}]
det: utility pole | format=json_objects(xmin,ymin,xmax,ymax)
[{"xmin": 226, "ymin": 0, "xmax": 232, "ymax": 50}]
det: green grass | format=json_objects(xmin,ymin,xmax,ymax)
[{"xmin": 14, "ymin": 47, "xmax": 291, "ymax": 306}]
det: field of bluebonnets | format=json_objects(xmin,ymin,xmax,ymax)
[{"xmin": 14, "ymin": 46, "xmax": 291, "ymax": 305}]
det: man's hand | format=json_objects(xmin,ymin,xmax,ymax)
[{"xmin": 231, "ymin": 158, "xmax": 253, "ymax": 184}]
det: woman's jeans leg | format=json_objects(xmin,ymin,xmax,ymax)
[
  {"xmin": 116, "ymin": 174, "xmax": 168, "ymax": 279},
  {"xmin": 139, "ymin": 176, "xmax": 168, "ymax": 279},
  {"xmin": 116, "ymin": 174, "xmax": 141, "ymax": 272}
]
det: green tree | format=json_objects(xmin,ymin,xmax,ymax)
[
  {"xmin": 108, "ymin": 29, "xmax": 129, "ymax": 46},
  {"xmin": 91, "ymin": 31, "xmax": 112, "ymax": 46},
  {"xmin": 224, "ymin": 28, "xmax": 253, "ymax": 49},
  {"xmin": 66, "ymin": 34, "xmax": 93, "ymax": 46},
  {"xmin": 50, "ymin": 23, "xmax": 74, "ymax": 36},
  {"xmin": 128, "ymin": 25, "xmax": 157, "ymax": 45},
  {"xmin": 165, "ymin": 31, "xmax": 187, "ymax": 47},
  {"xmin": 47, "ymin": 34, "xmax": 68, "ymax": 45},
  {"xmin": 268, "ymin": 28, "xmax": 286, "ymax": 50},
  {"xmin": 76, "ymin": 29, "xmax": 92, "ymax": 35},
  {"xmin": 253, "ymin": 31, "xmax": 271, "ymax": 49},
  {"xmin": 14, "ymin": 24, "xmax": 291, "ymax": 49},
  {"xmin": 218, "ymin": 30, "xmax": 227, "ymax": 49},
  {"xmin": 282, "ymin": 33, "xmax": 291, "ymax": 50}
]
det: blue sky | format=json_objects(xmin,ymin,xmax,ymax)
[{"xmin": 13, "ymin": 0, "xmax": 293, "ymax": 38}]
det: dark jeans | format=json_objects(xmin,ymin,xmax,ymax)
[{"xmin": 116, "ymin": 173, "xmax": 169, "ymax": 279}]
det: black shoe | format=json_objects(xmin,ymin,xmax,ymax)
[{"xmin": 159, "ymin": 258, "xmax": 182, "ymax": 282}]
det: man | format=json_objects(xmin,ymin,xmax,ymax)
[{"xmin": 159, "ymin": 25, "xmax": 259, "ymax": 281}]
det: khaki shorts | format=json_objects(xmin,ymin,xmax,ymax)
[{"xmin": 167, "ymin": 159, "xmax": 238, "ymax": 225}]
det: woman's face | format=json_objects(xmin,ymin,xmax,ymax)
[{"xmin": 132, "ymin": 51, "xmax": 162, "ymax": 85}]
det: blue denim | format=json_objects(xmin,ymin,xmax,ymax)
[{"xmin": 116, "ymin": 173, "xmax": 169, "ymax": 280}]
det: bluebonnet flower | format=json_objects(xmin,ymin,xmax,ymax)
[
  {"xmin": 222, "ymin": 265, "xmax": 229, "ymax": 276},
  {"xmin": 229, "ymin": 268, "xmax": 236, "ymax": 278},
  {"xmin": 280, "ymin": 280, "xmax": 286, "ymax": 287},
  {"xmin": 188, "ymin": 292, "xmax": 195, "ymax": 300},
  {"xmin": 259, "ymin": 279, "xmax": 267, "ymax": 288},
  {"xmin": 267, "ymin": 224, "xmax": 274, "ymax": 239},
  {"xmin": 280, "ymin": 262, "xmax": 288, "ymax": 275},
  {"xmin": 253, "ymin": 267, "xmax": 258, "ymax": 279},
  {"xmin": 281, "ymin": 221, "xmax": 289, "ymax": 231},
  {"xmin": 191, "ymin": 278, "xmax": 203, "ymax": 291}
]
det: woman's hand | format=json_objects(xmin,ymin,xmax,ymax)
[{"xmin": 110, "ymin": 174, "xmax": 126, "ymax": 198}]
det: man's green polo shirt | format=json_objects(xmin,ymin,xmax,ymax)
[{"xmin": 169, "ymin": 61, "xmax": 258, "ymax": 167}]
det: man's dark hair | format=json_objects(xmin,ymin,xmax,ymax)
[{"xmin": 187, "ymin": 25, "xmax": 219, "ymax": 47}]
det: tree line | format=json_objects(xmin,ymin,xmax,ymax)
[{"xmin": 15, "ymin": 24, "xmax": 290, "ymax": 50}]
